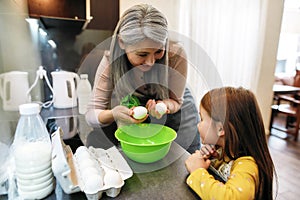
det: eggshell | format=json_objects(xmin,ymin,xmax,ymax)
[
  {"xmin": 83, "ymin": 173, "xmax": 104, "ymax": 194},
  {"xmin": 76, "ymin": 146, "xmax": 89, "ymax": 154},
  {"xmin": 155, "ymin": 102, "xmax": 167, "ymax": 115},
  {"xmin": 81, "ymin": 167, "xmax": 101, "ymax": 182},
  {"xmin": 78, "ymin": 158, "xmax": 95, "ymax": 169},
  {"xmin": 132, "ymin": 106, "xmax": 147, "ymax": 119},
  {"xmin": 75, "ymin": 146, "xmax": 91, "ymax": 160},
  {"xmin": 103, "ymin": 170, "xmax": 124, "ymax": 188}
]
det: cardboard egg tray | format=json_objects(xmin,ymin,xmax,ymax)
[{"xmin": 51, "ymin": 128, "xmax": 133, "ymax": 199}]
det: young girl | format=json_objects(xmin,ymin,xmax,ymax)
[{"xmin": 185, "ymin": 87, "xmax": 277, "ymax": 200}]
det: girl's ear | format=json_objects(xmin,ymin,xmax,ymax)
[
  {"xmin": 118, "ymin": 37, "xmax": 125, "ymax": 49},
  {"xmin": 216, "ymin": 121, "xmax": 225, "ymax": 137}
]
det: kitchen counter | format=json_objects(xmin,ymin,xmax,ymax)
[{"xmin": 1, "ymin": 107, "xmax": 200, "ymax": 200}]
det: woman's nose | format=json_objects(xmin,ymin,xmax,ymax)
[{"xmin": 144, "ymin": 55, "xmax": 155, "ymax": 66}]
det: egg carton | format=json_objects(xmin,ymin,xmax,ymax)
[{"xmin": 51, "ymin": 128, "xmax": 133, "ymax": 199}]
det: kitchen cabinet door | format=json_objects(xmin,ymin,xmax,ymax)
[{"xmin": 86, "ymin": 0, "xmax": 119, "ymax": 30}]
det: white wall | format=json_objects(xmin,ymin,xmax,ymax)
[
  {"xmin": 255, "ymin": 0, "xmax": 284, "ymax": 134},
  {"xmin": 276, "ymin": 0, "xmax": 300, "ymax": 74},
  {"xmin": 281, "ymin": 5, "xmax": 300, "ymax": 34},
  {"xmin": 0, "ymin": 1, "xmax": 42, "ymax": 102},
  {"xmin": 0, "ymin": 1, "xmax": 41, "ymax": 73}
]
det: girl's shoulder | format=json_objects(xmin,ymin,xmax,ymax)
[
  {"xmin": 235, "ymin": 156, "xmax": 256, "ymax": 162},
  {"xmin": 232, "ymin": 156, "xmax": 258, "ymax": 170}
]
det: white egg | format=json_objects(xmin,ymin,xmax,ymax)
[
  {"xmin": 133, "ymin": 106, "xmax": 147, "ymax": 119},
  {"xmin": 81, "ymin": 166, "xmax": 101, "ymax": 182},
  {"xmin": 155, "ymin": 102, "xmax": 167, "ymax": 115},
  {"xmin": 78, "ymin": 158, "xmax": 95, "ymax": 169},
  {"xmin": 76, "ymin": 146, "xmax": 88, "ymax": 154},
  {"xmin": 103, "ymin": 170, "xmax": 124, "ymax": 188},
  {"xmin": 83, "ymin": 173, "xmax": 103, "ymax": 193},
  {"xmin": 75, "ymin": 146, "xmax": 90, "ymax": 160}
]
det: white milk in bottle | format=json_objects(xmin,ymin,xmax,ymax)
[
  {"xmin": 12, "ymin": 103, "xmax": 54, "ymax": 199},
  {"xmin": 77, "ymin": 74, "xmax": 92, "ymax": 114}
]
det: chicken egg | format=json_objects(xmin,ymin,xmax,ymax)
[
  {"xmin": 81, "ymin": 166, "xmax": 101, "ymax": 182},
  {"xmin": 83, "ymin": 173, "xmax": 104, "ymax": 193},
  {"xmin": 103, "ymin": 170, "xmax": 124, "ymax": 188},
  {"xmin": 132, "ymin": 106, "xmax": 147, "ymax": 119},
  {"xmin": 78, "ymin": 158, "xmax": 95, "ymax": 169},
  {"xmin": 75, "ymin": 146, "xmax": 90, "ymax": 160},
  {"xmin": 155, "ymin": 102, "xmax": 167, "ymax": 115}
]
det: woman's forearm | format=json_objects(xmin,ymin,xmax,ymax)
[
  {"xmin": 162, "ymin": 98, "xmax": 181, "ymax": 114},
  {"xmin": 98, "ymin": 109, "xmax": 114, "ymax": 124}
]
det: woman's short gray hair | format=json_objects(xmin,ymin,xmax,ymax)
[{"xmin": 117, "ymin": 4, "xmax": 168, "ymax": 46}]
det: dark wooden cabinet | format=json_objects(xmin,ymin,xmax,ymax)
[
  {"xmin": 28, "ymin": 0, "xmax": 86, "ymax": 19},
  {"xmin": 27, "ymin": 0, "xmax": 119, "ymax": 31},
  {"xmin": 87, "ymin": 0, "xmax": 119, "ymax": 30}
]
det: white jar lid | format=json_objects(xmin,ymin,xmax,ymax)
[{"xmin": 19, "ymin": 103, "xmax": 40, "ymax": 115}]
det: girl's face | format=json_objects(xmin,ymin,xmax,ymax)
[
  {"xmin": 198, "ymin": 105, "xmax": 222, "ymax": 146},
  {"xmin": 120, "ymin": 38, "xmax": 165, "ymax": 72}
]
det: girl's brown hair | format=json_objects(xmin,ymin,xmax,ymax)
[{"xmin": 201, "ymin": 87, "xmax": 276, "ymax": 200}]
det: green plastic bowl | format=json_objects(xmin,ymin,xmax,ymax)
[
  {"xmin": 115, "ymin": 124, "xmax": 177, "ymax": 163},
  {"xmin": 118, "ymin": 123, "xmax": 165, "ymax": 138}
]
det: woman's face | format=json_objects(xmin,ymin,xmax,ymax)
[
  {"xmin": 120, "ymin": 38, "xmax": 165, "ymax": 72},
  {"xmin": 198, "ymin": 105, "xmax": 220, "ymax": 145}
]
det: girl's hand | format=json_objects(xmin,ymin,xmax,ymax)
[
  {"xmin": 112, "ymin": 105, "xmax": 147, "ymax": 124},
  {"xmin": 185, "ymin": 150, "xmax": 211, "ymax": 173},
  {"xmin": 199, "ymin": 144, "xmax": 219, "ymax": 159},
  {"xmin": 146, "ymin": 99, "xmax": 170, "ymax": 119}
]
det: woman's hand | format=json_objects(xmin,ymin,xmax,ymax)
[
  {"xmin": 199, "ymin": 144, "xmax": 219, "ymax": 159},
  {"xmin": 185, "ymin": 150, "xmax": 211, "ymax": 173},
  {"xmin": 111, "ymin": 105, "xmax": 147, "ymax": 124},
  {"xmin": 146, "ymin": 99, "xmax": 170, "ymax": 119}
]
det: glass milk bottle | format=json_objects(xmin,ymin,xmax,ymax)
[
  {"xmin": 77, "ymin": 74, "xmax": 92, "ymax": 114},
  {"xmin": 12, "ymin": 103, "xmax": 54, "ymax": 199}
]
